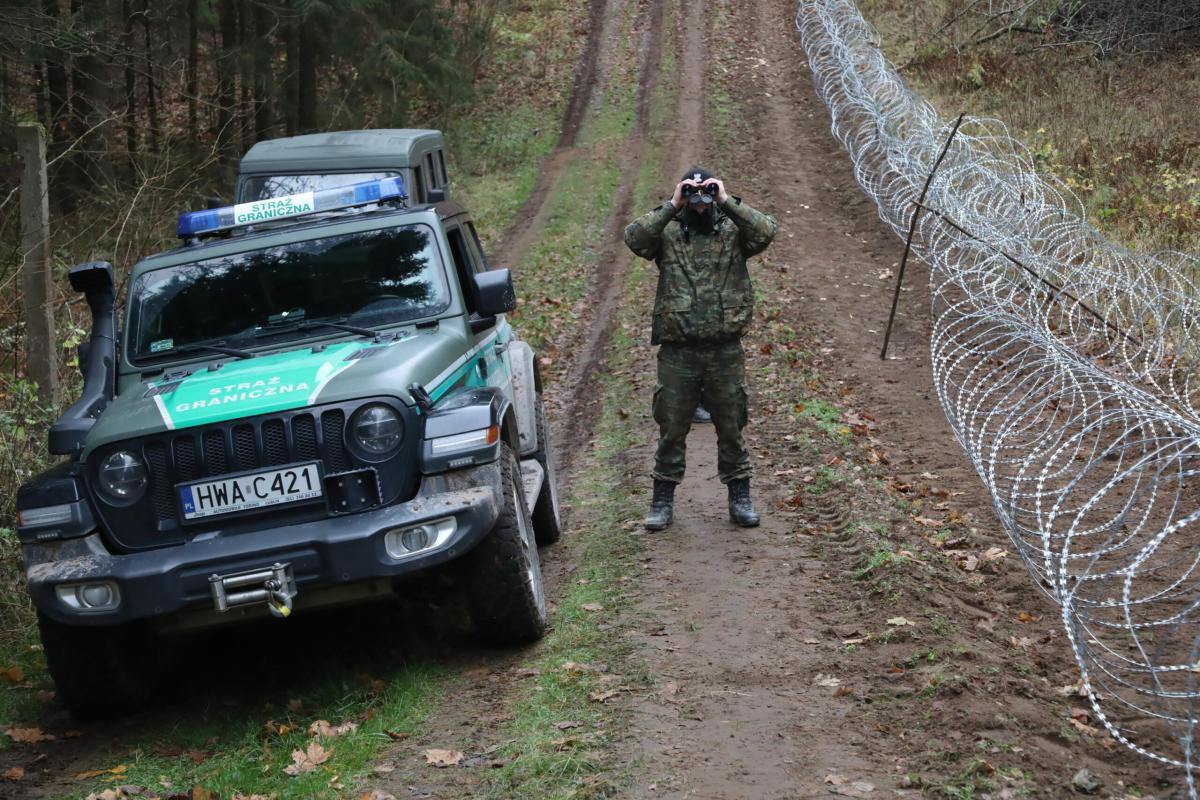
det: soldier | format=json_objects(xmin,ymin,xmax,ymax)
[{"xmin": 624, "ymin": 167, "xmax": 778, "ymax": 530}]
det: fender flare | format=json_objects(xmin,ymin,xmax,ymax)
[
  {"xmin": 419, "ymin": 387, "xmax": 519, "ymax": 474},
  {"xmin": 507, "ymin": 339, "xmax": 539, "ymax": 456}
]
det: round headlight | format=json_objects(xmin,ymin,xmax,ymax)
[
  {"xmin": 99, "ymin": 450, "xmax": 147, "ymax": 501},
  {"xmin": 351, "ymin": 404, "xmax": 402, "ymax": 457}
]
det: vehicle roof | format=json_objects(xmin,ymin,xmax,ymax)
[
  {"xmin": 133, "ymin": 200, "xmax": 468, "ymax": 278},
  {"xmin": 239, "ymin": 129, "xmax": 443, "ymax": 174}
]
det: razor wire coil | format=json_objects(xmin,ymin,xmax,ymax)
[{"xmin": 796, "ymin": 0, "xmax": 1200, "ymax": 787}]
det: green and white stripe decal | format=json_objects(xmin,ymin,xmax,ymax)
[
  {"xmin": 425, "ymin": 329, "xmax": 505, "ymax": 403},
  {"xmin": 150, "ymin": 341, "xmax": 375, "ymax": 430}
]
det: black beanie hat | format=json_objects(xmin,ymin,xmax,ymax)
[{"xmin": 681, "ymin": 166, "xmax": 714, "ymax": 183}]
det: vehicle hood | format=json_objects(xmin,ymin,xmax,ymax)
[{"xmin": 84, "ymin": 329, "xmax": 471, "ymax": 456}]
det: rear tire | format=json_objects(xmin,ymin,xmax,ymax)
[
  {"xmin": 531, "ymin": 396, "xmax": 562, "ymax": 545},
  {"xmin": 38, "ymin": 612, "xmax": 165, "ymax": 719},
  {"xmin": 466, "ymin": 443, "xmax": 548, "ymax": 645}
]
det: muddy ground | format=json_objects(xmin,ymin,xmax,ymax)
[
  {"xmin": 2, "ymin": 0, "xmax": 1189, "ymax": 797},
  {"xmin": 391, "ymin": 0, "xmax": 1185, "ymax": 796}
]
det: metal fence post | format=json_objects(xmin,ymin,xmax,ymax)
[{"xmin": 17, "ymin": 121, "xmax": 58, "ymax": 403}]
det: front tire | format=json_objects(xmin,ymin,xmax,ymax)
[
  {"xmin": 466, "ymin": 443, "xmax": 548, "ymax": 645},
  {"xmin": 531, "ymin": 396, "xmax": 562, "ymax": 545},
  {"xmin": 38, "ymin": 612, "xmax": 166, "ymax": 719}
]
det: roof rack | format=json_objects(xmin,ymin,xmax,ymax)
[{"xmin": 176, "ymin": 177, "xmax": 408, "ymax": 241}]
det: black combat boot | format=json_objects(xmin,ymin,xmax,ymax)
[
  {"xmin": 644, "ymin": 479, "xmax": 676, "ymax": 531},
  {"xmin": 727, "ymin": 478, "xmax": 760, "ymax": 527}
]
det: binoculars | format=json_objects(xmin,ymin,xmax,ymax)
[{"xmin": 682, "ymin": 181, "xmax": 719, "ymax": 204}]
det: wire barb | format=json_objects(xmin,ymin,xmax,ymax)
[{"xmin": 798, "ymin": 1, "xmax": 1200, "ymax": 788}]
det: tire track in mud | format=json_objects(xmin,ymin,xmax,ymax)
[
  {"xmin": 553, "ymin": 0, "xmax": 667, "ymax": 472},
  {"xmin": 622, "ymin": 5, "xmax": 891, "ymax": 795},
  {"xmin": 621, "ymin": 1, "xmax": 1181, "ymax": 797},
  {"xmin": 492, "ymin": 0, "xmax": 613, "ymax": 271},
  {"xmin": 367, "ymin": 3, "xmax": 671, "ymax": 796}
]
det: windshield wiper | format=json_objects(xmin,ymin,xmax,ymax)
[
  {"xmin": 143, "ymin": 342, "xmax": 256, "ymax": 362},
  {"xmin": 255, "ymin": 319, "xmax": 384, "ymax": 341}
]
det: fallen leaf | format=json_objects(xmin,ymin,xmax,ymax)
[
  {"xmin": 554, "ymin": 721, "xmax": 583, "ymax": 730},
  {"xmin": 814, "ymin": 674, "xmax": 842, "ymax": 688},
  {"xmin": 834, "ymin": 685, "xmax": 854, "ymax": 697},
  {"xmin": 284, "ymin": 741, "xmax": 331, "ymax": 776},
  {"xmin": 3, "ymin": 666, "xmax": 25, "ymax": 684},
  {"xmin": 357, "ymin": 792, "xmax": 396, "ymax": 800},
  {"xmin": 383, "ymin": 729, "xmax": 408, "ymax": 741},
  {"xmin": 5, "ymin": 727, "xmax": 55, "ymax": 744},
  {"xmin": 1016, "ymin": 612, "xmax": 1037, "ymax": 623},
  {"xmin": 588, "ymin": 689, "xmax": 620, "ymax": 703},
  {"xmin": 552, "ymin": 736, "xmax": 577, "ymax": 751},
  {"xmin": 886, "ymin": 617, "xmax": 916, "ymax": 627},
  {"xmin": 2, "ymin": 767, "xmax": 24, "ymax": 780},
  {"xmin": 309, "ymin": 720, "xmax": 359, "ymax": 738},
  {"xmin": 580, "ymin": 603, "xmax": 604, "ymax": 612},
  {"xmin": 912, "ymin": 516, "xmax": 942, "ymax": 528},
  {"xmin": 231, "ymin": 794, "xmax": 273, "ymax": 800},
  {"xmin": 263, "ymin": 720, "xmax": 296, "ymax": 736},
  {"xmin": 512, "ymin": 667, "xmax": 540, "ymax": 678},
  {"xmin": 424, "ymin": 749, "xmax": 464, "ymax": 768}
]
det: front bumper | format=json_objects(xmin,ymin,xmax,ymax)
[{"xmin": 24, "ymin": 463, "xmax": 503, "ymax": 626}]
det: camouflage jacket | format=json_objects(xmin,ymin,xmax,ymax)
[{"xmin": 624, "ymin": 196, "xmax": 778, "ymax": 345}]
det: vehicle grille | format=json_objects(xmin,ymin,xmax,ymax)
[
  {"xmin": 87, "ymin": 399, "xmax": 421, "ymax": 551},
  {"xmin": 139, "ymin": 409, "xmax": 347, "ymax": 524}
]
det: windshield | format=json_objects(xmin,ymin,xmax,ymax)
[
  {"xmin": 127, "ymin": 225, "xmax": 449, "ymax": 363},
  {"xmin": 243, "ymin": 172, "xmax": 401, "ymax": 201}
]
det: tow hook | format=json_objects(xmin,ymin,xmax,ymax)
[{"xmin": 209, "ymin": 562, "xmax": 297, "ymax": 619}]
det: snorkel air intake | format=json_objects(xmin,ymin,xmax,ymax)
[{"xmin": 49, "ymin": 262, "xmax": 117, "ymax": 456}]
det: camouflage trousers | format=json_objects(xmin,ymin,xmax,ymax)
[{"xmin": 652, "ymin": 340, "xmax": 751, "ymax": 485}]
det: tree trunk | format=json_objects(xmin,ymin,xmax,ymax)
[
  {"xmin": 122, "ymin": 0, "xmax": 138, "ymax": 175},
  {"xmin": 298, "ymin": 16, "xmax": 318, "ymax": 133},
  {"xmin": 70, "ymin": 0, "xmax": 115, "ymax": 191},
  {"xmin": 217, "ymin": 0, "xmax": 238, "ymax": 175},
  {"xmin": 32, "ymin": 61, "xmax": 46, "ymax": 127},
  {"xmin": 238, "ymin": 0, "xmax": 252, "ymax": 151},
  {"xmin": 44, "ymin": 0, "xmax": 71, "ymax": 162},
  {"xmin": 253, "ymin": 0, "xmax": 274, "ymax": 141},
  {"xmin": 284, "ymin": 5, "xmax": 299, "ymax": 135},
  {"xmin": 142, "ymin": 0, "xmax": 159, "ymax": 150},
  {"xmin": 187, "ymin": 0, "xmax": 199, "ymax": 140}
]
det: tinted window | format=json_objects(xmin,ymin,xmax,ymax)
[
  {"xmin": 445, "ymin": 226, "xmax": 479, "ymax": 314},
  {"xmin": 465, "ymin": 223, "xmax": 489, "ymax": 271},
  {"xmin": 425, "ymin": 153, "xmax": 439, "ymax": 188},
  {"xmin": 128, "ymin": 226, "xmax": 450, "ymax": 362},
  {"xmin": 244, "ymin": 171, "xmax": 402, "ymax": 200}
]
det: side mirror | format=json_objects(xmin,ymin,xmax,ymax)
[
  {"xmin": 472, "ymin": 268, "xmax": 517, "ymax": 317},
  {"xmin": 426, "ymin": 188, "xmax": 447, "ymax": 203}
]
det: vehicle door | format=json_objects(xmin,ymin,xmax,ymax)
[{"xmin": 443, "ymin": 219, "xmax": 512, "ymax": 399}]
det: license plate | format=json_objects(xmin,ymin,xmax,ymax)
[{"xmin": 178, "ymin": 463, "xmax": 323, "ymax": 521}]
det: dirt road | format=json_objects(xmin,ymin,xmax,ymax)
[
  {"xmin": 8, "ymin": 0, "xmax": 1187, "ymax": 797},
  {"xmin": 412, "ymin": 0, "xmax": 1184, "ymax": 795}
]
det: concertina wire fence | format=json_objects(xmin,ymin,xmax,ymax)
[{"xmin": 797, "ymin": 0, "xmax": 1200, "ymax": 786}]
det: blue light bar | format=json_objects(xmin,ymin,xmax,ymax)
[{"xmin": 177, "ymin": 176, "xmax": 408, "ymax": 239}]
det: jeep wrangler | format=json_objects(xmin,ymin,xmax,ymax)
[{"xmin": 15, "ymin": 176, "xmax": 561, "ymax": 718}]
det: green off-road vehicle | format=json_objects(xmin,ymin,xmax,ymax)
[{"xmin": 15, "ymin": 169, "xmax": 561, "ymax": 718}]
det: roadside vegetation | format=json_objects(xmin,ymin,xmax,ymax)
[
  {"xmin": 860, "ymin": 0, "xmax": 1200, "ymax": 253},
  {"xmin": 0, "ymin": 0, "xmax": 591, "ymax": 794}
]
